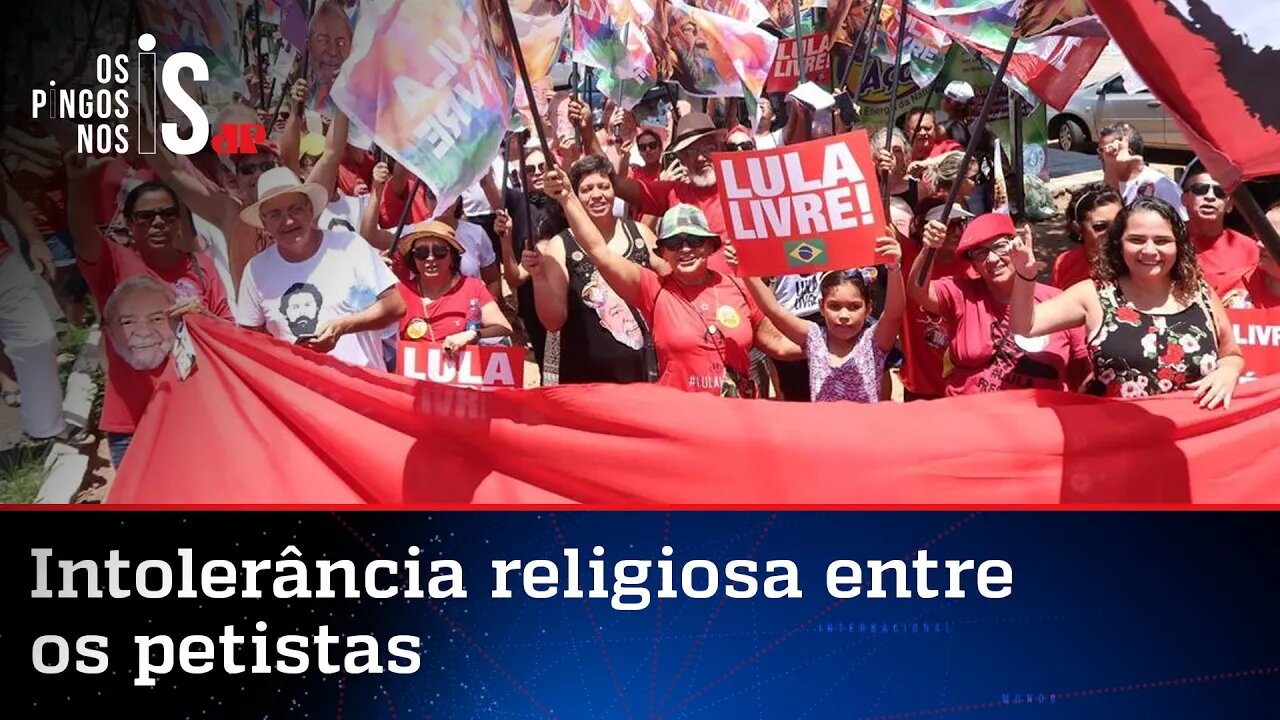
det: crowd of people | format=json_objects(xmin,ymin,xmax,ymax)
[{"xmin": 2, "ymin": 43, "xmax": 1276, "ymax": 474}]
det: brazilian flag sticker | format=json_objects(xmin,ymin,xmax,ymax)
[{"xmin": 784, "ymin": 239, "xmax": 827, "ymax": 267}]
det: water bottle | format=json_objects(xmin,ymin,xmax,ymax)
[{"xmin": 465, "ymin": 298, "xmax": 482, "ymax": 333}]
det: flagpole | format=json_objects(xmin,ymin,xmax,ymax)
[
  {"xmin": 253, "ymin": 0, "xmax": 267, "ymax": 111},
  {"xmin": 792, "ymin": 0, "xmax": 806, "ymax": 85},
  {"xmin": 391, "ymin": 178, "xmax": 424, "ymax": 252},
  {"xmin": 845, "ymin": 0, "xmax": 886, "ymax": 105},
  {"xmin": 914, "ymin": 32, "xmax": 1019, "ymax": 288},
  {"xmin": 1233, "ymin": 187, "xmax": 1280, "ymax": 263},
  {"xmin": 880, "ymin": 0, "xmax": 911, "ymax": 216},
  {"xmin": 1010, "ymin": 91, "xmax": 1025, "ymax": 219},
  {"xmin": 515, "ymin": 132, "xmax": 536, "ymax": 250},
  {"xmin": 500, "ymin": 0, "xmax": 556, "ymax": 166},
  {"xmin": 300, "ymin": 0, "xmax": 315, "ymax": 85}
]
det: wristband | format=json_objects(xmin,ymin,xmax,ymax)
[{"xmin": 1016, "ymin": 270, "xmax": 1038, "ymax": 282}]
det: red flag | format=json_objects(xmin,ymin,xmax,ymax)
[
  {"xmin": 108, "ymin": 317, "xmax": 1280, "ymax": 505},
  {"xmin": 1088, "ymin": 0, "xmax": 1280, "ymax": 189}
]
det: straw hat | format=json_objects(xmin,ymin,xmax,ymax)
[
  {"xmin": 395, "ymin": 220, "xmax": 465, "ymax": 258},
  {"xmin": 238, "ymin": 166, "xmax": 329, "ymax": 229}
]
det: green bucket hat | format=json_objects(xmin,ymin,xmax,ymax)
[{"xmin": 657, "ymin": 204, "xmax": 719, "ymax": 241}]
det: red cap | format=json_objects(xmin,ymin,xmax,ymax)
[{"xmin": 955, "ymin": 212, "xmax": 1017, "ymax": 256}]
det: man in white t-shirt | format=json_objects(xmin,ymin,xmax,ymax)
[
  {"xmin": 1098, "ymin": 124, "xmax": 1187, "ymax": 219},
  {"xmin": 236, "ymin": 167, "xmax": 405, "ymax": 369}
]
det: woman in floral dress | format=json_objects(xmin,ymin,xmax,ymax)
[{"xmin": 1006, "ymin": 197, "xmax": 1244, "ymax": 408}]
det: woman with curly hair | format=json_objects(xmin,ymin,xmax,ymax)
[{"xmin": 1007, "ymin": 197, "xmax": 1244, "ymax": 408}]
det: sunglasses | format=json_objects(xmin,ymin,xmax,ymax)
[
  {"xmin": 638, "ymin": 141, "xmax": 660, "ymax": 152},
  {"xmin": 657, "ymin": 234, "xmax": 708, "ymax": 252},
  {"xmin": 1089, "ymin": 220, "xmax": 1112, "ymax": 233},
  {"xmin": 966, "ymin": 238, "xmax": 1014, "ymax": 262},
  {"xmin": 412, "ymin": 244, "xmax": 451, "ymax": 260},
  {"xmin": 727, "ymin": 141, "xmax": 755, "ymax": 152},
  {"xmin": 524, "ymin": 162, "xmax": 547, "ymax": 174},
  {"xmin": 131, "ymin": 207, "xmax": 180, "ymax": 224},
  {"xmin": 1188, "ymin": 182, "xmax": 1227, "ymax": 200},
  {"xmin": 237, "ymin": 160, "xmax": 276, "ymax": 176}
]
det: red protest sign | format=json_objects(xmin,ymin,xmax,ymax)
[
  {"xmin": 1228, "ymin": 308, "xmax": 1280, "ymax": 378},
  {"xmin": 715, "ymin": 131, "xmax": 887, "ymax": 277},
  {"xmin": 765, "ymin": 33, "xmax": 833, "ymax": 93},
  {"xmin": 396, "ymin": 342, "xmax": 525, "ymax": 389}
]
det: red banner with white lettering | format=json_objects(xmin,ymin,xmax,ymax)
[
  {"xmin": 714, "ymin": 131, "xmax": 886, "ymax": 277},
  {"xmin": 396, "ymin": 341, "xmax": 525, "ymax": 389},
  {"xmin": 765, "ymin": 33, "xmax": 833, "ymax": 93},
  {"xmin": 1228, "ymin": 308, "xmax": 1280, "ymax": 378},
  {"xmin": 107, "ymin": 318, "xmax": 1280, "ymax": 504}
]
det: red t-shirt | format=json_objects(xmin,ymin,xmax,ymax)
[
  {"xmin": 899, "ymin": 238, "xmax": 968, "ymax": 398},
  {"xmin": 1221, "ymin": 267, "xmax": 1280, "ymax": 310},
  {"xmin": 635, "ymin": 269, "xmax": 762, "ymax": 394},
  {"xmin": 396, "ymin": 276, "xmax": 494, "ymax": 342},
  {"xmin": 628, "ymin": 165, "xmax": 663, "ymax": 221},
  {"xmin": 912, "ymin": 139, "xmax": 963, "ymax": 162},
  {"xmin": 1051, "ymin": 246, "xmax": 1091, "ymax": 290},
  {"xmin": 80, "ymin": 241, "xmax": 232, "ymax": 434},
  {"xmin": 379, "ymin": 183, "xmax": 433, "ymax": 229},
  {"xmin": 1194, "ymin": 228, "xmax": 1258, "ymax": 293},
  {"xmin": 637, "ymin": 180, "xmax": 729, "ymax": 274},
  {"xmin": 934, "ymin": 275, "xmax": 1088, "ymax": 395},
  {"xmin": 338, "ymin": 152, "xmax": 375, "ymax": 197},
  {"xmin": 94, "ymin": 157, "xmax": 157, "ymax": 227},
  {"xmin": 26, "ymin": 168, "xmax": 69, "ymax": 237}
]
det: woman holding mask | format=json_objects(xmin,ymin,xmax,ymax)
[
  {"xmin": 394, "ymin": 220, "xmax": 511, "ymax": 353},
  {"xmin": 1008, "ymin": 197, "xmax": 1243, "ymax": 407},
  {"xmin": 543, "ymin": 166, "xmax": 801, "ymax": 397},
  {"xmin": 1053, "ymin": 183, "xmax": 1122, "ymax": 290},
  {"xmin": 521, "ymin": 155, "xmax": 666, "ymax": 385},
  {"xmin": 909, "ymin": 212, "xmax": 1090, "ymax": 395}
]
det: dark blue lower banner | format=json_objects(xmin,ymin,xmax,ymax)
[{"xmin": 3, "ymin": 511, "xmax": 1279, "ymax": 718}]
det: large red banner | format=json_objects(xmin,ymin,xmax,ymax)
[
  {"xmin": 107, "ymin": 318, "xmax": 1280, "ymax": 505},
  {"xmin": 714, "ymin": 131, "xmax": 887, "ymax": 277},
  {"xmin": 1228, "ymin": 308, "xmax": 1280, "ymax": 378},
  {"xmin": 765, "ymin": 33, "xmax": 833, "ymax": 93},
  {"xmin": 396, "ymin": 341, "xmax": 525, "ymax": 389}
]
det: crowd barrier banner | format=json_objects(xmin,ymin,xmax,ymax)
[
  {"xmin": 396, "ymin": 341, "xmax": 526, "ymax": 389},
  {"xmin": 766, "ymin": 32, "xmax": 833, "ymax": 93},
  {"xmin": 108, "ymin": 317, "xmax": 1280, "ymax": 505},
  {"xmin": 715, "ymin": 131, "xmax": 887, "ymax": 276}
]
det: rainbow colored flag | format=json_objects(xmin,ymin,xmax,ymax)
[
  {"xmin": 572, "ymin": 0, "xmax": 657, "ymax": 82},
  {"xmin": 908, "ymin": 0, "xmax": 1024, "ymax": 52},
  {"xmin": 136, "ymin": 0, "xmax": 247, "ymax": 98},
  {"xmin": 873, "ymin": 0, "xmax": 955, "ymax": 89},
  {"xmin": 910, "ymin": 0, "xmax": 1012, "ymax": 15},
  {"xmin": 658, "ymin": 0, "xmax": 779, "ymax": 98},
  {"xmin": 331, "ymin": 0, "xmax": 514, "ymax": 216}
]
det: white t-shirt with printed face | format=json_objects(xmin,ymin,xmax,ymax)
[
  {"xmin": 237, "ymin": 230, "xmax": 398, "ymax": 370},
  {"xmin": 455, "ymin": 220, "xmax": 497, "ymax": 280},
  {"xmin": 1120, "ymin": 165, "xmax": 1188, "ymax": 220}
]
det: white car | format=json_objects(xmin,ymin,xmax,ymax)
[{"xmin": 1047, "ymin": 73, "xmax": 1189, "ymax": 153}]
